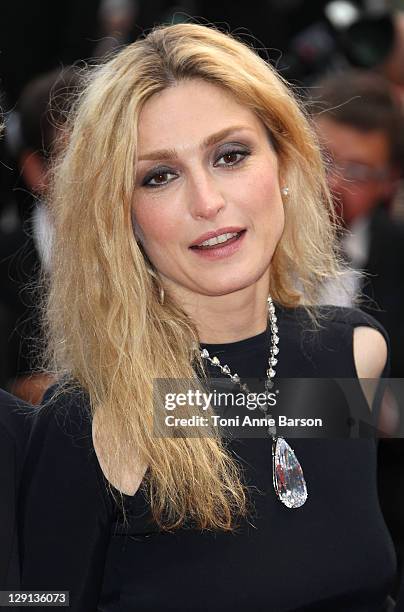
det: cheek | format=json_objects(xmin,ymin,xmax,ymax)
[
  {"xmin": 132, "ymin": 201, "xmax": 177, "ymax": 251},
  {"xmin": 240, "ymin": 161, "xmax": 280, "ymax": 205},
  {"xmin": 248, "ymin": 171, "xmax": 284, "ymax": 228}
]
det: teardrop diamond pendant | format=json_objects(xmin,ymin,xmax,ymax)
[
  {"xmin": 272, "ymin": 437, "xmax": 308, "ymax": 508},
  {"xmin": 200, "ymin": 297, "xmax": 309, "ymax": 509}
]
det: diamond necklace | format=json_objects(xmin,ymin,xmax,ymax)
[{"xmin": 200, "ymin": 296, "xmax": 308, "ymax": 509}]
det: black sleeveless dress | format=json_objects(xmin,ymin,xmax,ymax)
[
  {"xmin": 18, "ymin": 305, "xmax": 397, "ymax": 612},
  {"xmin": 96, "ymin": 305, "xmax": 397, "ymax": 612}
]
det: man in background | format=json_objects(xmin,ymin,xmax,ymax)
[
  {"xmin": 313, "ymin": 70, "xmax": 404, "ymax": 378},
  {"xmin": 4, "ymin": 67, "xmax": 81, "ymax": 403},
  {"xmin": 312, "ymin": 70, "xmax": 404, "ymax": 595}
]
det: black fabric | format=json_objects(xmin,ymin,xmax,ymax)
[
  {"xmin": 361, "ymin": 204, "xmax": 404, "ymax": 379},
  {"xmin": 0, "ymin": 389, "xmax": 33, "ymax": 590},
  {"xmin": 359, "ymin": 204, "xmax": 404, "ymax": 596},
  {"xmin": 18, "ymin": 305, "xmax": 398, "ymax": 611}
]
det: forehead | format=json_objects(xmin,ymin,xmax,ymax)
[
  {"xmin": 316, "ymin": 117, "xmax": 391, "ymax": 167},
  {"xmin": 136, "ymin": 79, "xmax": 267, "ymax": 153}
]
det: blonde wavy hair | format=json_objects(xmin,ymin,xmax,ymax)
[{"xmin": 42, "ymin": 22, "xmax": 346, "ymax": 530}]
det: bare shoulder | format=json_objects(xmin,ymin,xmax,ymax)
[{"xmin": 353, "ymin": 326, "xmax": 388, "ymax": 379}]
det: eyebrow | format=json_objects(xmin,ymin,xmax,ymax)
[{"xmin": 137, "ymin": 126, "xmax": 254, "ymax": 162}]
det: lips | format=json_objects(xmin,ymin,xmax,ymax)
[
  {"xmin": 189, "ymin": 229, "xmax": 246, "ymax": 260},
  {"xmin": 189, "ymin": 227, "xmax": 246, "ymax": 249},
  {"xmin": 192, "ymin": 231, "xmax": 243, "ymax": 249}
]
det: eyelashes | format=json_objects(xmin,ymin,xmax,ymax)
[
  {"xmin": 141, "ymin": 147, "xmax": 251, "ymax": 189},
  {"xmin": 142, "ymin": 168, "xmax": 178, "ymax": 189}
]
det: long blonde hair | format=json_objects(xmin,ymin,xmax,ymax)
[{"xmin": 42, "ymin": 22, "xmax": 345, "ymax": 530}]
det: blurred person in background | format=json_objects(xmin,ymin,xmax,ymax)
[
  {"xmin": 312, "ymin": 69, "xmax": 404, "ymax": 597},
  {"xmin": 313, "ymin": 70, "xmax": 404, "ymax": 378},
  {"xmin": 4, "ymin": 68, "xmax": 82, "ymax": 404},
  {"xmin": 17, "ymin": 67, "xmax": 82, "ymax": 274},
  {"xmin": 0, "ymin": 115, "xmax": 35, "ymax": 600},
  {"xmin": 0, "ymin": 89, "xmax": 36, "ymax": 394},
  {"xmin": 0, "ymin": 122, "xmax": 27, "ymax": 392}
]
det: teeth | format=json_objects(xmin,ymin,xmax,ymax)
[{"xmin": 198, "ymin": 232, "xmax": 239, "ymax": 247}]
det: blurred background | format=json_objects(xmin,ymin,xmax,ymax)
[{"xmin": 1, "ymin": 0, "xmax": 404, "ymax": 596}]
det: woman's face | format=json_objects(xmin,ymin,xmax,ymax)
[{"xmin": 132, "ymin": 79, "xmax": 285, "ymax": 302}]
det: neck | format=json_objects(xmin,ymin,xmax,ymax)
[{"xmin": 166, "ymin": 276, "xmax": 270, "ymax": 344}]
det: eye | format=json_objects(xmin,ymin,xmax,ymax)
[
  {"xmin": 215, "ymin": 148, "xmax": 251, "ymax": 168},
  {"xmin": 142, "ymin": 168, "xmax": 178, "ymax": 188},
  {"xmin": 141, "ymin": 146, "xmax": 251, "ymax": 189}
]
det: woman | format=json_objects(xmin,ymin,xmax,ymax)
[{"xmin": 18, "ymin": 22, "xmax": 397, "ymax": 611}]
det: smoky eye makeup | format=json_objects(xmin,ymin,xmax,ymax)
[
  {"xmin": 139, "ymin": 141, "xmax": 253, "ymax": 188},
  {"xmin": 215, "ymin": 143, "xmax": 252, "ymax": 160},
  {"xmin": 219, "ymin": 138, "xmax": 253, "ymax": 152},
  {"xmin": 141, "ymin": 166, "xmax": 176, "ymax": 188}
]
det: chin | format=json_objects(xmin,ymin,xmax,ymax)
[{"xmin": 197, "ymin": 275, "xmax": 262, "ymax": 297}]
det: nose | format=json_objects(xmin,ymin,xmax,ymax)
[{"xmin": 187, "ymin": 171, "xmax": 226, "ymax": 220}]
